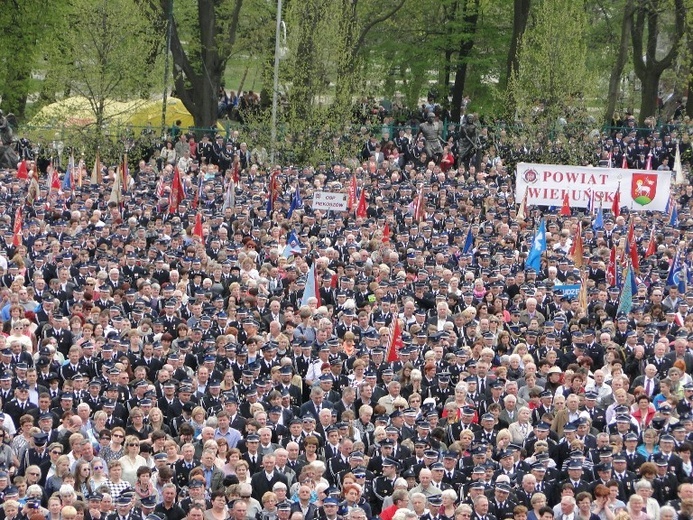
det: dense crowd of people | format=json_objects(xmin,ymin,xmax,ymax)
[{"xmin": 0, "ymin": 104, "xmax": 691, "ymax": 520}]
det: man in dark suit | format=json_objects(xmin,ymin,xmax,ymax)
[
  {"xmin": 174, "ymin": 442, "xmax": 200, "ymax": 489},
  {"xmin": 275, "ymin": 366, "xmax": 302, "ymax": 409},
  {"xmin": 251, "ymin": 454, "xmax": 289, "ymax": 502},
  {"xmin": 332, "ymin": 386, "xmax": 356, "ymax": 421},
  {"xmin": 631, "ymin": 364, "xmax": 660, "ymax": 397},
  {"xmin": 471, "ymin": 494, "xmax": 497, "ymax": 520},
  {"xmin": 290, "ymin": 486, "xmax": 320, "ymax": 520},
  {"xmin": 4, "ymin": 383, "xmax": 37, "ymax": 426},
  {"xmin": 42, "ymin": 314, "xmax": 74, "ymax": 357},
  {"xmin": 488, "ymin": 482, "xmax": 516, "ymax": 520},
  {"xmin": 242, "ymin": 433, "xmax": 264, "ymax": 474},
  {"xmin": 555, "ymin": 460, "xmax": 591, "ymax": 504},
  {"xmin": 299, "ymin": 387, "xmax": 333, "ymax": 421}
]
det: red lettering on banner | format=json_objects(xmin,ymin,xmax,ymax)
[{"xmin": 540, "ymin": 170, "xmax": 611, "ymax": 185}]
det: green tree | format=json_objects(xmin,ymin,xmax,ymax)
[
  {"xmin": 46, "ymin": 0, "xmax": 161, "ymax": 132},
  {"xmin": 604, "ymin": 0, "xmax": 634, "ymax": 125},
  {"xmin": 163, "ymin": 0, "xmax": 244, "ymax": 129},
  {"xmin": 510, "ymin": 0, "xmax": 592, "ymax": 124},
  {"xmin": 0, "ymin": 0, "xmax": 62, "ymax": 119},
  {"xmin": 631, "ymin": 0, "xmax": 686, "ymax": 125}
]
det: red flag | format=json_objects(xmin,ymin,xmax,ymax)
[
  {"xmin": 622, "ymin": 154, "xmax": 628, "ymax": 169},
  {"xmin": 348, "ymin": 175, "xmax": 357, "ymax": 211},
  {"xmin": 267, "ymin": 169, "xmax": 279, "ymax": 212},
  {"xmin": 413, "ymin": 190, "xmax": 424, "ymax": 222},
  {"xmin": 169, "ymin": 167, "xmax": 184, "ymax": 214},
  {"xmin": 387, "ymin": 319, "xmax": 403, "ymax": 362},
  {"xmin": 232, "ymin": 160, "xmax": 240, "ymax": 184},
  {"xmin": 50, "ymin": 167, "xmax": 60, "ymax": 190},
  {"xmin": 626, "ymin": 219, "xmax": 634, "ymax": 245},
  {"xmin": 313, "ymin": 265, "xmax": 322, "ymax": 307},
  {"xmin": 611, "ymin": 184, "xmax": 620, "ymax": 218},
  {"xmin": 382, "ymin": 223, "xmax": 390, "ymax": 243},
  {"xmin": 193, "ymin": 212, "xmax": 203, "ymax": 240},
  {"xmin": 122, "ymin": 154, "xmax": 129, "ymax": 192},
  {"xmin": 560, "ymin": 193, "xmax": 571, "ymax": 216},
  {"xmin": 569, "ymin": 222, "xmax": 583, "ymax": 267},
  {"xmin": 606, "ymin": 247, "xmax": 617, "ymax": 286},
  {"xmin": 644, "ymin": 227, "xmax": 656, "ymax": 258},
  {"xmin": 16, "ymin": 160, "xmax": 28, "ymax": 180},
  {"xmin": 356, "ymin": 188, "xmax": 367, "ymax": 218},
  {"xmin": 645, "ymin": 154, "xmax": 652, "ymax": 171},
  {"xmin": 12, "ymin": 207, "xmax": 22, "ymax": 247},
  {"xmin": 630, "ymin": 238, "xmax": 640, "ymax": 272}
]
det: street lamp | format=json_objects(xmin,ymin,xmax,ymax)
[{"xmin": 270, "ymin": 0, "xmax": 283, "ymax": 164}]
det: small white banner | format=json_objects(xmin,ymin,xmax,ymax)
[{"xmin": 312, "ymin": 191, "xmax": 348, "ymax": 211}]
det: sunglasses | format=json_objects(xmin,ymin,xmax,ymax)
[
  {"xmin": 93, "ymin": 466, "xmax": 104, "ymax": 470},
  {"xmin": 113, "ymin": 434, "xmax": 124, "ymax": 438},
  {"xmin": 128, "ymin": 443, "xmax": 140, "ymax": 447}
]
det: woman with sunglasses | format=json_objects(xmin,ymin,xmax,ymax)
[
  {"xmin": 73, "ymin": 460, "xmax": 94, "ymax": 499},
  {"xmin": 119, "ymin": 435, "xmax": 146, "ymax": 486},
  {"xmin": 89, "ymin": 459, "xmax": 109, "ymax": 490},
  {"xmin": 99, "ymin": 427, "xmax": 125, "ymax": 463}
]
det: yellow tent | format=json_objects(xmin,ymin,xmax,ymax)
[
  {"xmin": 30, "ymin": 96, "xmax": 145, "ymax": 127},
  {"xmin": 30, "ymin": 96, "xmax": 225, "ymax": 133}
]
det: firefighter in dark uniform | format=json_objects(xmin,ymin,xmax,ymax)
[{"xmin": 371, "ymin": 457, "xmax": 399, "ymax": 516}]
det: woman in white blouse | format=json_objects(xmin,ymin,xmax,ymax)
[{"xmin": 118, "ymin": 436, "xmax": 146, "ymax": 486}]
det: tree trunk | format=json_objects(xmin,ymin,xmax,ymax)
[
  {"xmin": 505, "ymin": 0, "xmax": 531, "ymax": 87},
  {"xmin": 639, "ymin": 74, "xmax": 660, "ymax": 124},
  {"xmin": 604, "ymin": 0, "xmax": 633, "ymax": 127},
  {"xmin": 450, "ymin": 0, "xmax": 481, "ymax": 123},
  {"xmin": 687, "ymin": 24, "xmax": 693, "ymax": 118},
  {"xmin": 630, "ymin": 0, "xmax": 685, "ymax": 126},
  {"xmin": 687, "ymin": 77, "xmax": 693, "ymax": 118},
  {"xmin": 164, "ymin": 0, "xmax": 243, "ymax": 130}
]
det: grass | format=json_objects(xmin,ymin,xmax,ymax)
[{"xmin": 223, "ymin": 55, "xmax": 264, "ymax": 95}]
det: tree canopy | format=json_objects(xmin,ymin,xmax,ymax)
[{"xmin": 2, "ymin": 0, "xmax": 693, "ymax": 138}]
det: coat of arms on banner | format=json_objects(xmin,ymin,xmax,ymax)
[{"xmin": 631, "ymin": 173, "xmax": 658, "ymax": 206}]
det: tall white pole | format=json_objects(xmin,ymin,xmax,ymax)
[{"xmin": 270, "ymin": 0, "xmax": 282, "ymax": 164}]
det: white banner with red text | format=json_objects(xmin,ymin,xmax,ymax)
[{"xmin": 515, "ymin": 162, "xmax": 671, "ymax": 212}]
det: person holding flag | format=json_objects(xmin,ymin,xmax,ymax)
[
  {"xmin": 283, "ymin": 230, "xmax": 302, "ymax": 258},
  {"xmin": 287, "ymin": 188, "xmax": 303, "ymax": 218},
  {"xmin": 525, "ymin": 220, "xmax": 546, "ymax": 272}
]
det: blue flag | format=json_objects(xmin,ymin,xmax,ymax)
[
  {"xmin": 526, "ymin": 220, "xmax": 546, "ymax": 271},
  {"xmin": 667, "ymin": 251, "xmax": 686, "ymax": 293},
  {"xmin": 287, "ymin": 188, "xmax": 303, "ymax": 218},
  {"xmin": 463, "ymin": 226, "xmax": 474, "ymax": 254},
  {"xmin": 283, "ymin": 231, "xmax": 302, "ymax": 258},
  {"xmin": 301, "ymin": 262, "xmax": 319, "ymax": 307},
  {"xmin": 593, "ymin": 204, "xmax": 604, "ymax": 230},
  {"xmin": 670, "ymin": 203, "xmax": 679, "ymax": 227},
  {"xmin": 617, "ymin": 263, "xmax": 635, "ymax": 315},
  {"xmin": 62, "ymin": 155, "xmax": 74, "ymax": 191}
]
